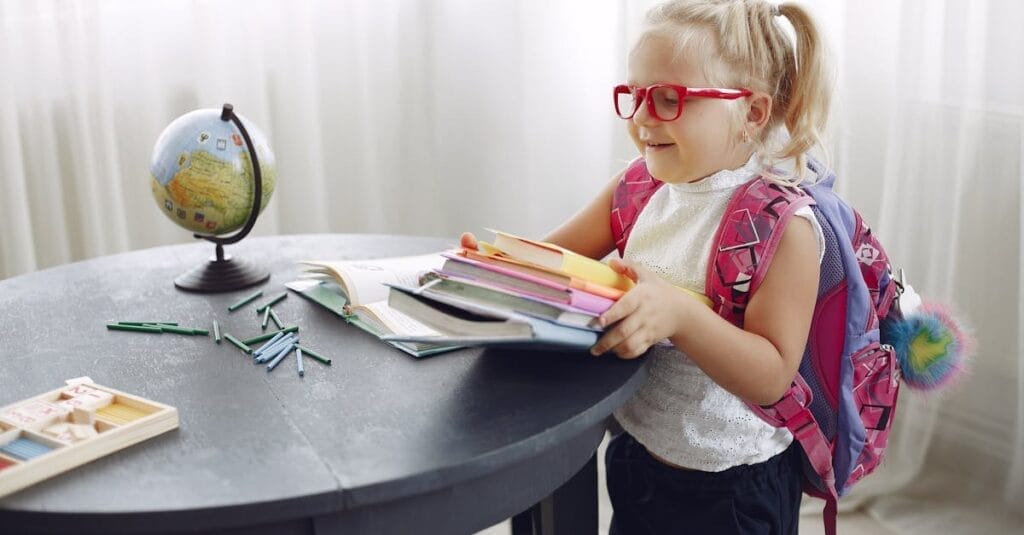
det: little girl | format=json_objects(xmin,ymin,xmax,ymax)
[{"xmin": 464, "ymin": 1, "xmax": 830, "ymax": 532}]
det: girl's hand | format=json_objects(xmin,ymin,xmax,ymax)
[
  {"xmin": 460, "ymin": 232, "xmax": 479, "ymax": 250},
  {"xmin": 590, "ymin": 258, "xmax": 690, "ymax": 360}
]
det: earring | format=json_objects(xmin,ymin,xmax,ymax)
[{"xmin": 741, "ymin": 130, "xmax": 750, "ymax": 143}]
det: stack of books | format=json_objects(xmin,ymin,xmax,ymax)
[
  {"xmin": 289, "ymin": 230, "xmax": 710, "ymax": 356},
  {"xmin": 379, "ymin": 230, "xmax": 637, "ymax": 352}
]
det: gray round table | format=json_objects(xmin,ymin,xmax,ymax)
[{"xmin": 0, "ymin": 234, "xmax": 646, "ymax": 535}]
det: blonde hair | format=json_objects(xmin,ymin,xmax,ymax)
[{"xmin": 639, "ymin": 0, "xmax": 832, "ymax": 183}]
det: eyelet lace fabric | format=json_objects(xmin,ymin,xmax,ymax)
[{"xmin": 613, "ymin": 157, "xmax": 823, "ymax": 471}]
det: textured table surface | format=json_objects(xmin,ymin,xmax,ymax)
[{"xmin": 0, "ymin": 234, "xmax": 646, "ymax": 534}]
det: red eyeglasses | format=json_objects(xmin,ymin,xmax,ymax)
[{"xmin": 613, "ymin": 84, "xmax": 752, "ymax": 121}]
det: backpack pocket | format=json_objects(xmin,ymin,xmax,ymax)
[
  {"xmin": 852, "ymin": 342, "xmax": 899, "ymax": 408},
  {"xmin": 847, "ymin": 342, "xmax": 900, "ymax": 487}
]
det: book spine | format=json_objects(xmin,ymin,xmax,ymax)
[
  {"xmin": 565, "ymin": 288, "xmax": 616, "ymax": 315},
  {"xmin": 524, "ymin": 315, "xmax": 600, "ymax": 349},
  {"xmin": 438, "ymin": 265, "xmax": 566, "ymax": 300},
  {"xmin": 568, "ymin": 278, "xmax": 626, "ymax": 301}
]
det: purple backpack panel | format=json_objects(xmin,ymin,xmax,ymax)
[{"xmin": 611, "ymin": 158, "xmax": 901, "ymax": 535}]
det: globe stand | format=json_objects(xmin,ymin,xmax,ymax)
[
  {"xmin": 174, "ymin": 243, "xmax": 269, "ymax": 292},
  {"xmin": 174, "ymin": 103, "xmax": 271, "ymax": 293}
]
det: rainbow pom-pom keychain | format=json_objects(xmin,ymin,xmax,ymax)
[{"xmin": 881, "ymin": 269, "xmax": 974, "ymax": 391}]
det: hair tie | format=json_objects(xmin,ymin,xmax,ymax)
[{"xmin": 771, "ymin": 4, "xmax": 781, "ymax": 17}]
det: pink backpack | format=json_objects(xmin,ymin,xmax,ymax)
[{"xmin": 611, "ymin": 158, "xmax": 900, "ymax": 535}]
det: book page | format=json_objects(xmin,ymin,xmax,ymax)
[
  {"xmin": 300, "ymin": 253, "xmax": 445, "ymax": 306},
  {"xmin": 360, "ymin": 302, "xmax": 444, "ymax": 337}
]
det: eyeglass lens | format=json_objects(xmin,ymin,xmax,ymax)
[{"xmin": 615, "ymin": 86, "xmax": 684, "ymax": 120}]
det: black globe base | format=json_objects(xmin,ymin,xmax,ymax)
[{"xmin": 174, "ymin": 249, "xmax": 269, "ymax": 293}]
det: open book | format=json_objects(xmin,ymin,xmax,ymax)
[{"xmin": 289, "ymin": 254, "xmax": 462, "ymax": 357}]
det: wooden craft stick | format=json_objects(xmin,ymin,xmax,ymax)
[
  {"xmin": 296, "ymin": 345, "xmax": 331, "ymax": 366},
  {"xmin": 269, "ymin": 308, "xmax": 284, "ymax": 330},
  {"xmin": 242, "ymin": 326, "xmax": 298, "ymax": 345},
  {"xmin": 266, "ymin": 343, "xmax": 294, "ymax": 372},
  {"xmin": 256, "ymin": 335, "xmax": 296, "ymax": 364},
  {"xmin": 228, "ymin": 290, "xmax": 263, "ymax": 312},
  {"xmin": 106, "ymin": 324, "xmax": 162, "ymax": 333},
  {"xmin": 222, "ymin": 333, "xmax": 253, "ymax": 354},
  {"xmin": 261, "ymin": 307, "xmax": 271, "ymax": 330},
  {"xmin": 255, "ymin": 292, "xmax": 288, "ymax": 313},
  {"xmin": 253, "ymin": 332, "xmax": 286, "ymax": 357}
]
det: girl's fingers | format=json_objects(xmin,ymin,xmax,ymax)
[
  {"xmin": 620, "ymin": 258, "xmax": 657, "ymax": 283},
  {"xmin": 615, "ymin": 335, "xmax": 651, "ymax": 360},
  {"xmin": 460, "ymin": 232, "xmax": 478, "ymax": 250},
  {"xmin": 597, "ymin": 293, "xmax": 638, "ymax": 329},
  {"xmin": 608, "ymin": 258, "xmax": 639, "ymax": 282},
  {"xmin": 591, "ymin": 314, "xmax": 642, "ymax": 356}
]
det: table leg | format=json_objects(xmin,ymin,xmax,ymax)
[{"xmin": 509, "ymin": 453, "xmax": 598, "ymax": 535}]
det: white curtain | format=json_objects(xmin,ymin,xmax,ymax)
[
  {"xmin": 0, "ymin": 0, "xmax": 629, "ymax": 276},
  {"xmin": 825, "ymin": 1, "xmax": 1024, "ymax": 532},
  {"xmin": 1, "ymin": 0, "xmax": 1021, "ymax": 532}
]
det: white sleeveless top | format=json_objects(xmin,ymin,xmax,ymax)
[{"xmin": 613, "ymin": 156, "xmax": 824, "ymax": 472}]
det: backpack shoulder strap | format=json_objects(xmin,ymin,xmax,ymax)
[
  {"xmin": 610, "ymin": 158, "xmax": 664, "ymax": 257},
  {"xmin": 709, "ymin": 177, "xmax": 841, "ymax": 524},
  {"xmin": 705, "ymin": 177, "xmax": 815, "ymax": 326}
]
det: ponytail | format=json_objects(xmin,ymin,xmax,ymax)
[{"xmin": 774, "ymin": 3, "xmax": 831, "ymax": 179}]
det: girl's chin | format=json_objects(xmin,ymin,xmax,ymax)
[
  {"xmin": 645, "ymin": 153, "xmax": 713, "ymax": 184},
  {"xmin": 645, "ymin": 161, "xmax": 689, "ymax": 184}
]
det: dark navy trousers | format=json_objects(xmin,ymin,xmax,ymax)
[{"xmin": 605, "ymin": 433, "xmax": 803, "ymax": 535}]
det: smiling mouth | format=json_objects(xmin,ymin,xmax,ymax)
[{"xmin": 646, "ymin": 142, "xmax": 674, "ymax": 149}]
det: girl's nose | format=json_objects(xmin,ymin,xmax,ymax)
[{"xmin": 631, "ymin": 99, "xmax": 657, "ymax": 127}]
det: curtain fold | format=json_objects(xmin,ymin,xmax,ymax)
[
  {"xmin": 830, "ymin": 1, "xmax": 1023, "ymax": 531},
  {"xmin": 1, "ymin": 0, "xmax": 1020, "ymax": 531},
  {"xmin": 0, "ymin": 0, "xmax": 626, "ymax": 276}
]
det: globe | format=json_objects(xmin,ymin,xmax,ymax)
[{"xmin": 149, "ymin": 108, "xmax": 276, "ymax": 236}]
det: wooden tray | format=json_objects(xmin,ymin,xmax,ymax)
[{"xmin": 0, "ymin": 377, "xmax": 178, "ymax": 498}]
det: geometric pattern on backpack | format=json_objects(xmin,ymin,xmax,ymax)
[
  {"xmin": 611, "ymin": 158, "xmax": 665, "ymax": 257},
  {"xmin": 610, "ymin": 157, "xmax": 902, "ymax": 535},
  {"xmin": 706, "ymin": 178, "xmax": 814, "ymax": 323}
]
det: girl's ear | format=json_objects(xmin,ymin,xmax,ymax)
[{"xmin": 745, "ymin": 92, "xmax": 773, "ymax": 132}]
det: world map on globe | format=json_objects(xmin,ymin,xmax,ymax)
[{"xmin": 150, "ymin": 109, "xmax": 276, "ymax": 236}]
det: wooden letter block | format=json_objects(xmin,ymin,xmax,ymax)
[
  {"xmin": 61, "ymin": 385, "xmax": 98, "ymax": 398},
  {"xmin": 59, "ymin": 388, "xmax": 114, "ymax": 411},
  {"xmin": 2, "ymin": 402, "xmax": 70, "ymax": 432},
  {"xmin": 71, "ymin": 407, "xmax": 95, "ymax": 426},
  {"xmin": 68, "ymin": 424, "xmax": 99, "ymax": 441},
  {"xmin": 41, "ymin": 423, "xmax": 74, "ymax": 443}
]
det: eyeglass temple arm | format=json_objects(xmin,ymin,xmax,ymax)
[{"xmin": 686, "ymin": 88, "xmax": 752, "ymax": 99}]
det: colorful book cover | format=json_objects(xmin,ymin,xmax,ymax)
[
  {"xmin": 486, "ymin": 229, "xmax": 635, "ymax": 292},
  {"xmin": 420, "ymin": 271, "xmax": 601, "ymax": 330},
  {"xmin": 439, "ymin": 252, "xmax": 615, "ymax": 315},
  {"xmin": 460, "ymin": 247, "xmax": 627, "ymax": 301},
  {"xmin": 381, "ymin": 284, "xmax": 600, "ymax": 352}
]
